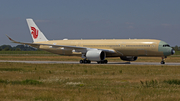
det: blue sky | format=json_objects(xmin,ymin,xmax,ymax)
[{"xmin": 0, "ymin": 0, "xmax": 180, "ymax": 46}]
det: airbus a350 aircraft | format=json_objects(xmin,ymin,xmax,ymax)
[{"xmin": 7, "ymin": 19, "xmax": 175, "ymax": 64}]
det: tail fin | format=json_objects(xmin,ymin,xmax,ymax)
[{"xmin": 26, "ymin": 19, "xmax": 48, "ymax": 42}]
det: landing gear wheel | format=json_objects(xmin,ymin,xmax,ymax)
[
  {"xmin": 161, "ymin": 57, "xmax": 166, "ymax": 64},
  {"xmin": 104, "ymin": 60, "xmax": 108, "ymax": 64},
  {"xmin": 88, "ymin": 60, "xmax": 91, "ymax": 63},
  {"xmin": 79, "ymin": 59, "xmax": 91, "ymax": 64},
  {"xmin": 97, "ymin": 60, "xmax": 108, "ymax": 64},
  {"xmin": 161, "ymin": 61, "xmax": 165, "ymax": 64},
  {"xmin": 84, "ymin": 60, "xmax": 87, "ymax": 63},
  {"xmin": 80, "ymin": 60, "xmax": 83, "ymax": 64}
]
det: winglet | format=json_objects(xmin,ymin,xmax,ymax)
[
  {"xmin": 6, "ymin": 35, "xmax": 15, "ymax": 42},
  {"xmin": 6, "ymin": 35, "xmax": 21, "ymax": 44}
]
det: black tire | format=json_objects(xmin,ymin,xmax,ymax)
[
  {"xmin": 88, "ymin": 60, "xmax": 91, "ymax": 63},
  {"xmin": 80, "ymin": 60, "xmax": 83, "ymax": 64},
  {"xmin": 161, "ymin": 61, "xmax": 165, "ymax": 64},
  {"xmin": 104, "ymin": 60, "xmax": 108, "ymax": 64},
  {"xmin": 84, "ymin": 60, "xmax": 87, "ymax": 63}
]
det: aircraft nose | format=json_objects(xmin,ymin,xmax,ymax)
[{"xmin": 171, "ymin": 49, "xmax": 175, "ymax": 55}]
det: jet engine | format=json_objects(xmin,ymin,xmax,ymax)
[
  {"xmin": 120, "ymin": 56, "xmax": 138, "ymax": 61},
  {"xmin": 86, "ymin": 50, "xmax": 106, "ymax": 61}
]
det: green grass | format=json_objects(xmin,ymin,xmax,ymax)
[
  {"xmin": 0, "ymin": 62, "xmax": 180, "ymax": 100},
  {"xmin": 0, "ymin": 51, "xmax": 54, "ymax": 54},
  {"xmin": 164, "ymin": 79, "xmax": 180, "ymax": 85},
  {"xmin": 0, "ymin": 79, "xmax": 42, "ymax": 85},
  {"xmin": 0, "ymin": 68, "xmax": 22, "ymax": 71},
  {"xmin": 174, "ymin": 51, "xmax": 180, "ymax": 55},
  {"xmin": 140, "ymin": 80, "xmax": 159, "ymax": 88}
]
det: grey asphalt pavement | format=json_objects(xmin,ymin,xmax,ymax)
[{"xmin": 0, "ymin": 60, "xmax": 180, "ymax": 65}]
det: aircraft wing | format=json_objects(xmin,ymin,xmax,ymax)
[{"xmin": 6, "ymin": 35, "xmax": 116, "ymax": 54}]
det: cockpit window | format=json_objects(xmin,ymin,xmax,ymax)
[{"xmin": 163, "ymin": 44, "xmax": 170, "ymax": 47}]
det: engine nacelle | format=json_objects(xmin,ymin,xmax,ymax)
[
  {"xmin": 86, "ymin": 50, "xmax": 106, "ymax": 61},
  {"xmin": 120, "ymin": 56, "xmax": 138, "ymax": 61}
]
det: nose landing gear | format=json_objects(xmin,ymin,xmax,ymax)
[{"xmin": 161, "ymin": 57, "xmax": 166, "ymax": 64}]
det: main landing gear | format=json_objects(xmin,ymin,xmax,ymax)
[
  {"xmin": 79, "ymin": 59, "xmax": 91, "ymax": 64},
  {"xmin": 79, "ymin": 59, "xmax": 108, "ymax": 64},
  {"xmin": 97, "ymin": 60, "xmax": 108, "ymax": 64},
  {"xmin": 161, "ymin": 57, "xmax": 166, "ymax": 64}
]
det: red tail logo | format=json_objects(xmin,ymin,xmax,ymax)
[{"xmin": 31, "ymin": 27, "xmax": 38, "ymax": 39}]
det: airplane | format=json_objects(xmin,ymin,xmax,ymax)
[{"xmin": 7, "ymin": 18, "xmax": 175, "ymax": 64}]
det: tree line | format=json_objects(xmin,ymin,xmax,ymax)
[
  {"xmin": 0, "ymin": 45, "xmax": 36, "ymax": 51},
  {"xmin": 172, "ymin": 45, "xmax": 180, "ymax": 51},
  {"xmin": 0, "ymin": 44, "xmax": 180, "ymax": 51}
]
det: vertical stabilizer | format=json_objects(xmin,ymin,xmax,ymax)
[{"xmin": 26, "ymin": 19, "xmax": 48, "ymax": 42}]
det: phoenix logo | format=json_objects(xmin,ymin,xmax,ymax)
[{"xmin": 31, "ymin": 27, "xmax": 38, "ymax": 39}]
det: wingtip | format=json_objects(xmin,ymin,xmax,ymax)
[
  {"xmin": 6, "ymin": 34, "xmax": 9, "ymax": 37},
  {"xmin": 6, "ymin": 34, "xmax": 11, "ymax": 39},
  {"xmin": 6, "ymin": 35, "xmax": 14, "ymax": 41}
]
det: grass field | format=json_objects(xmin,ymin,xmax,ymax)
[
  {"xmin": 0, "ymin": 62, "xmax": 180, "ymax": 101},
  {"xmin": 0, "ymin": 51, "xmax": 53, "ymax": 54},
  {"xmin": 0, "ymin": 52, "xmax": 180, "ymax": 101}
]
